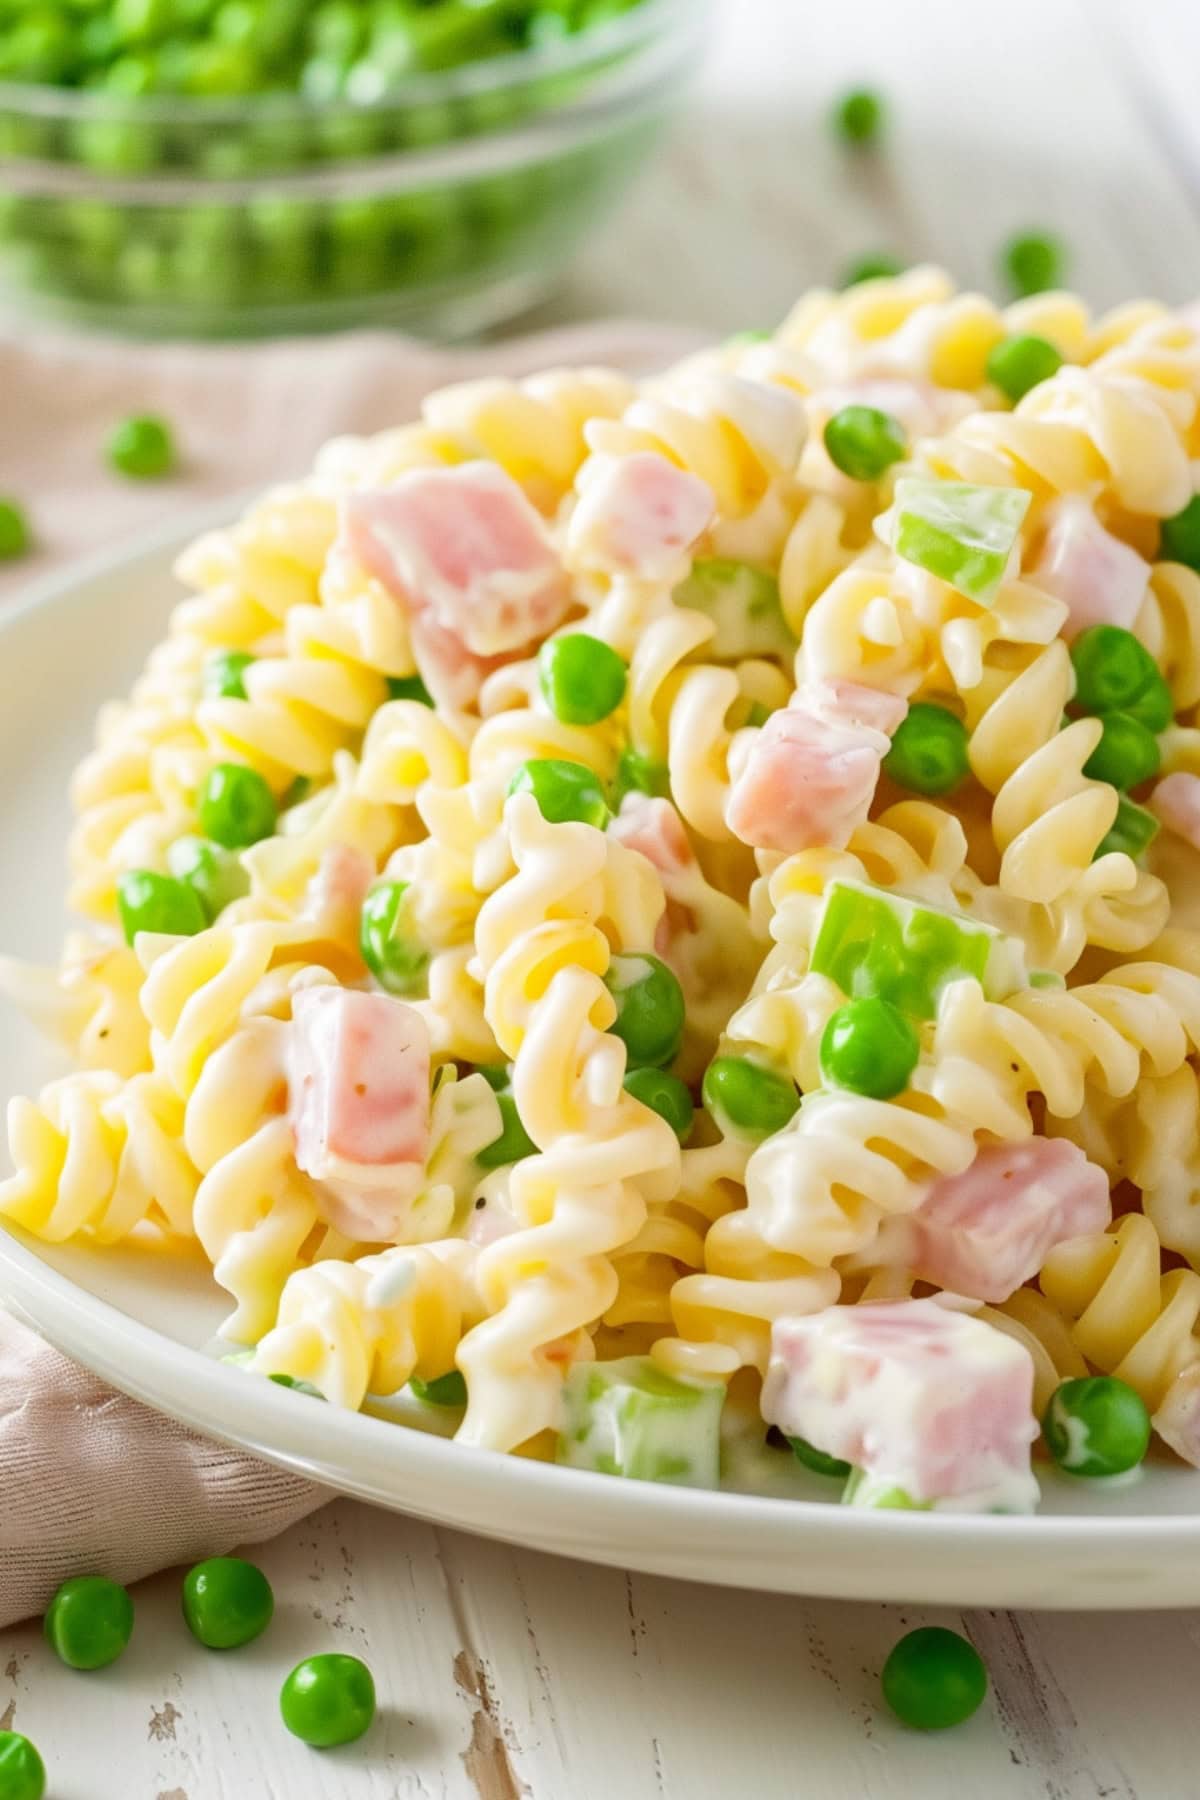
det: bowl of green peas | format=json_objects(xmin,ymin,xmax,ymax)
[{"xmin": 0, "ymin": 0, "xmax": 706, "ymax": 337}]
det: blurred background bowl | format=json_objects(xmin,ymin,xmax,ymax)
[{"xmin": 0, "ymin": 0, "xmax": 707, "ymax": 338}]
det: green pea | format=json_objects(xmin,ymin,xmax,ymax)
[
  {"xmin": 1043, "ymin": 1375, "xmax": 1151, "ymax": 1478},
  {"xmin": 702, "ymin": 1057, "xmax": 799, "ymax": 1140},
  {"xmin": 833, "ymin": 86, "xmax": 884, "ymax": 146},
  {"xmin": 820, "ymin": 996, "xmax": 920, "ymax": 1099},
  {"xmin": 1000, "ymin": 230, "xmax": 1065, "ymax": 298},
  {"xmin": 411, "ymin": 1369, "xmax": 468, "ymax": 1407},
  {"xmin": 507, "ymin": 758, "xmax": 611, "ymax": 829},
  {"xmin": 881, "ymin": 1627, "xmax": 988, "ymax": 1730},
  {"xmin": 1159, "ymin": 495, "xmax": 1200, "ymax": 573},
  {"xmin": 280, "ymin": 1653, "xmax": 376, "ymax": 1748},
  {"xmin": 182, "ymin": 1557, "xmax": 274, "ymax": 1650},
  {"xmin": 44, "ymin": 1575, "xmax": 134, "ymax": 1671},
  {"xmin": 1122, "ymin": 673, "xmax": 1174, "ymax": 733},
  {"xmin": 1095, "ymin": 796, "xmax": 1159, "ymax": 863},
  {"xmin": 788, "ymin": 1435, "xmax": 851, "ymax": 1479},
  {"xmin": 823, "ymin": 405, "xmax": 907, "ymax": 482},
  {"xmin": 386, "ymin": 672, "xmax": 434, "ymax": 706},
  {"xmin": 611, "ymin": 747, "xmax": 670, "ymax": 808},
  {"xmin": 107, "ymin": 414, "xmax": 175, "ymax": 480},
  {"xmin": 203, "ymin": 649, "xmax": 255, "ymax": 700},
  {"xmin": 117, "ymin": 869, "xmax": 207, "ymax": 944},
  {"xmin": 476, "ymin": 1091, "xmax": 537, "ymax": 1169},
  {"xmin": 537, "ymin": 632, "xmax": 628, "ymax": 725},
  {"xmin": 1069, "ymin": 625, "xmax": 1165, "ymax": 717},
  {"xmin": 603, "ymin": 952, "xmax": 685, "ymax": 1069},
  {"xmin": 0, "ymin": 1732, "xmax": 45, "ymax": 1800},
  {"xmin": 360, "ymin": 879, "xmax": 428, "ymax": 995},
  {"xmin": 113, "ymin": 0, "xmax": 174, "ymax": 46},
  {"xmin": 0, "ymin": 498, "xmax": 31, "ymax": 560},
  {"xmin": 985, "ymin": 333, "xmax": 1064, "ymax": 404},
  {"xmin": 841, "ymin": 252, "xmax": 904, "ymax": 288},
  {"xmin": 166, "ymin": 834, "xmax": 249, "ymax": 921},
  {"xmin": 882, "ymin": 702, "xmax": 969, "ymax": 795},
  {"xmin": 197, "ymin": 763, "xmax": 277, "ymax": 849},
  {"xmin": 623, "ymin": 1067, "xmax": 695, "ymax": 1142},
  {"xmin": 1082, "ymin": 711, "xmax": 1161, "ymax": 790},
  {"xmin": 281, "ymin": 774, "xmax": 312, "ymax": 810}
]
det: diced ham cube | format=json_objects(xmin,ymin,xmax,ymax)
[
  {"xmin": 411, "ymin": 612, "xmax": 508, "ymax": 713},
  {"xmin": 1032, "ymin": 496, "xmax": 1149, "ymax": 639},
  {"xmin": 906, "ymin": 1138, "xmax": 1111, "ymax": 1304},
  {"xmin": 814, "ymin": 679, "xmax": 909, "ymax": 738},
  {"xmin": 288, "ymin": 986, "xmax": 431, "ymax": 1241},
  {"xmin": 1150, "ymin": 772, "xmax": 1200, "ymax": 852},
  {"xmin": 762, "ymin": 1299, "xmax": 1040, "ymax": 1509},
  {"xmin": 725, "ymin": 688, "xmax": 895, "ymax": 855},
  {"xmin": 306, "ymin": 845, "xmax": 374, "ymax": 927},
  {"xmin": 341, "ymin": 462, "xmax": 570, "ymax": 657},
  {"xmin": 609, "ymin": 794, "xmax": 695, "ymax": 877},
  {"xmin": 1152, "ymin": 1364, "xmax": 1200, "ymax": 1469},
  {"xmin": 569, "ymin": 452, "xmax": 715, "ymax": 580}
]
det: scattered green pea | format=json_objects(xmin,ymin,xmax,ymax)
[
  {"xmin": 1069, "ymin": 625, "xmax": 1165, "ymax": 719},
  {"xmin": 507, "ymin": 758, "xmax": 610, "ymax": 830},
  {"xmin": 166, "ymin": 834, "xmax": 249, "ymax": 921},
  {"xmin": 44, "ymin": 1575, "xmax": 134, "ymax": 1671},
  {"xmin": 197, "ymin": 762, "xmax": 277, "ymax": 848},
  {"xmin": 0, "ymin": 1732, "xmax": 45, "ymax": 1800},
  {"xmin": 985, "ymin": 333, "xmax": 1064, "ymax": 404},
  {"xmin": 823, "ymin": 405, "xmax": 907, "ymax": 482},
  {"xmin": 603, "ymin": 952, "xmax": 685, "ymax": 1069},
  {"xmin": 1159, "ymin": 495, "xmax": 1200, "ymax": 573},
  {"xmin": 203, "ymin": 649, "xmax": 255, "ymax": 700},
  {"xmin": 476, "ymin": 1091, "xmax": 537, "ymax": 1169},
  {"xmin": 1043, "ymin": 1376, "xmax": 1151, "ymax": 1478},
  {"xmin": 841, "ymin": 252, "xmax": 905, "ymax": 288},
  {"xmin": 411, "ymin": 1369, "xmax": 468, "ymax": 1407},
  {"xmin": 883, "ymin": 702, "xmax": 970, "ymax": 795},
  {"xmin": 386, "ymin": 672, "xmax": 434, "ymax": 706},
  {"xmin": 881, "ymin": 1627, "xmax": 988, "ymax": 1730},
  {"xmin": 1082, "ymin": 711, "xmax": 1161, "ymax": 791},
  {"xmin": 1095, "ymin": 796, "xmax": 1160, "ymax": 863},
  {"xmin": 281, "ymin": 774, "xmax": 312, "ymax": 809},
  {"xmin": 280, "ymin": 1653, "xmax": 376, "ymax": 1748},
  {"xmin": 623, "ymin": 1067, "xmax": 695, "ymax": 1142},
  {"xmin": 360, "ymin": 879, "xmax": 428, "ymax": 995},
  {"xmin": 182, "ymin": 1557, "xmax": 274, "ymax": 1650},
  {"xmin": 611, "ymin": 747, "xmax": 670, "ymax": 807},
  {"xmin": 1000, "ymin": 231, "xmax": 1065, "ymax": 298},
  {"xmin": 788, "ymin": 1435, "xmax": 852, "ymax": 1479},
  {"xmin": 117, "ymin": 869, "xmax": 207, "ymax": 944},
  {"xmin": 820, "ymin": 996, "xmax": 920, "ymax": 1099},
  {"xmin": 539, "ymin": 632, "xmax": 628, "ymax": 725},
  {"xmin": 702, "ymin": 1056, "xmax": 799, "ymax": 1140},
  {"xmin": 106, "ymin": 413, "xmax": 175, "ymax": 479},
  {"xmin": 0, "ymin": 497, "xmax": 31, "ymax": 560},
  {"xmin": 833, "ymin": 86, "xmax": 885, "ymax": 146}
]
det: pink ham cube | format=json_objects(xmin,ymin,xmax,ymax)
[
  {"xmin": 761, "ymin": 1298, "xmax": 1040, "ymax": 1510},
  {"xmin": 1150, "ymin": 772, "xmax": 1200, "ymax": 852},
  {"xmin": 569, "ymin": 451, "xmax": 715, "ymax": 579},
  {"xmin": 726, "ymin": 687, "xmax": 898, "ymax": 855},
  {"xmin": 1032, "ymin": 496, "xmax": 1149, "ymax": 639},
  {"xmin": 341, "ymin": 462, "xmax": 570, "ymax": 657},
  {"xmin": 609, "ymin": 794, "xmax": 694, "ymax": 878},
  {"xmin": 906, "ymin": 1138, "xmax": 1112, "ymax": 1304},
  {"xmin": 1153, "ymin": 1365, "xmax": 1200, "ymax": 1469},
  {"xmin": 288, "ymin": 986, "xmax": 431, "ymax": 1241}
]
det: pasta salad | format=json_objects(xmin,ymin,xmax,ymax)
[{"xmin": 7, "ymin": 265, "xmax": 1200, "ymax": 1513}]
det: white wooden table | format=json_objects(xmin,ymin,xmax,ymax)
[{"xmin": 9, "ymin": 1, "xmax": 1200, "ymax": 1794}]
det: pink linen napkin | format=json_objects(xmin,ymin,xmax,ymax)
[{"xmin": 0, "ymin": 317, "xmax": 703, "ymax": 1626}]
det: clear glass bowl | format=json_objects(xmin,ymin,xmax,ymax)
[{"xmin": 0, "ymin": 0, "xmax": 707, "ymax": 338}]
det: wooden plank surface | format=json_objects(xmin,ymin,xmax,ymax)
[{"xmin": 9, "ymin": 1, "xmax": 1200, "ymax": 1795}]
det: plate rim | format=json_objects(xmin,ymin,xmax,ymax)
[{"xmin": 6, "ymin": 508, "xmax": 1200, "ymax": 1610}]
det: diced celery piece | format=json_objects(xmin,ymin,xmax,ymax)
[
  {"xmin": 810, "ymin": 880, "xmax": 1026, "ymax": 1020},
  {"xmin": 842, "ymin": 1469, "xmax": 933, "ymax": 1509},
  {"xmin": 557, "ymin": 1356, "xmax": 724, "ymax": 1488},
  {"xmin": 673, "ymin": 559, "xmax": 795, "ymax": 659},
  {"xmin": 888, "ymin": 477, "xmax": 1031, "ymax": 605}
]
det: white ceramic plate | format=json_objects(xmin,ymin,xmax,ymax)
[{"xmin": 5, "ymin": 514, "xmax": 1200, "ymax": 1611}]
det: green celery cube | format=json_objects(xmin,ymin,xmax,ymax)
[
  {"xmin": 810, "ymin": 880, "xmax": 1026, "ymax": 1019},
  {"xmin": 557, "ymin": 1356, "xmax": 724, "ymax": 1488},
  {"xmin": 673, "ymin": 559, "xmax": 796, "ymax": 659},
  {"xmin": 890, "ymin": 477, "xmax": 1031, "ymax": 605}
]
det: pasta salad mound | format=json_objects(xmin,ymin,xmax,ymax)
[{"xmin": 8, "ymin": 264, "xmax": 1200, "ymax": 1513}]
